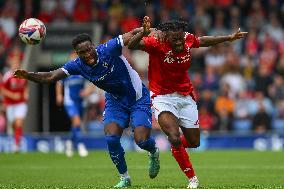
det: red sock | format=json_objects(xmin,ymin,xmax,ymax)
[
  {"xmin": 14, "ymin": 127, "xmax": 23, "ymax": 146},
  {"xmin": 171, "ymin": 144, "xmax": 195, "ymax": 179},
  {"xmin": 180, "ymin": 135, "xmax": 190, "ymax": 148}
]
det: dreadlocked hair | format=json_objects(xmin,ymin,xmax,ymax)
[
  {"xmin": 72, "ymin": 33, "xmax": 92, "ymax": 49},
  {"xmin": 157, "ymin": 19, "xmax": 189, "ymax": 32}
]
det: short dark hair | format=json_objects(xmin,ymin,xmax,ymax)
[
  {"xmin": 157, "ymin": 19, "xmax": 189, "ymax": 32},
  {"xmin": 72, "ymin": 33, "xmax": 92, "ymax": 48}
]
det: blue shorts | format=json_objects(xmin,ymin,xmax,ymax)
[
  {"xmin": 103, "ymin": 87, "xmax": 152, "ymax": 129},
  {"xmin": 64, "ymin": 102, "xmax": 83, "ymax": 118}
]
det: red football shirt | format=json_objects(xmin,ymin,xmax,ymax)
[
  {"xmin": 143, "ymin": 32, "xmax": 200, "ymax": 97},
  {"xmin": 2, "ymin": 71, "xmax": 28, "ymax": 105}
]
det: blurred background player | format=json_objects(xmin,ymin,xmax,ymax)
[
  {"xmin": 128, "ymin": 16, "xmax": 247, "ymax": 189},
  {"xmin": 55, "ymin": 52, "xmax": 91, "ymax": 157},
  {"xmin": 14, "ymin": 30, "xmax": 160, "ymax": 187},
  {"xmin": 1, "ymin": 56, "xmax": 28, "ymax": 152}
]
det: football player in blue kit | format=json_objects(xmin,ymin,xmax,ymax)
[
  {"xmin": 56, "ymin": 52, "xmax": 91, "ymax": 157},
  {"xmin": 14, "ymin": 29, "xmax": 160, "ymax": 187},
  {"xmin": 56, "ymin": 74, "xmax": 89, "ymax": 157}
]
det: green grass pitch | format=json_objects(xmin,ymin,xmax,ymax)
[{"xmin": 0, "ymin": 150, "xmax": 284, "ymax": 189}]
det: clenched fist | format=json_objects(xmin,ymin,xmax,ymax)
[{"xmin": 13, "ymin": 70, "xmax": 29, "ymax": 79}]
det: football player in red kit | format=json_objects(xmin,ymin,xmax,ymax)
[
  {"xmin": 128, "ymin": 16, "xmax": 247, "ymax": 188},
  {"xmin": 1, "ymin": 60, "xmax": 29, "ymax": 152}
]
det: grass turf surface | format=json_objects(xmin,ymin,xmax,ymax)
[{"xmin": 0, "ymin": 150, "xmax": 284, "ymax": 189}]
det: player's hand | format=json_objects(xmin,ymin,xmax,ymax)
[
  {"xmin": 150, "ymin": 29, "xmax": 165, "ymax": 42},
  {"xmin": 142, "ymin": 16, "xmax": 151, "ymax": 36},
  {"xmin": 229, "ymin": 28, "xmax": 248, "ymax": 42},
  {"xmin": 13, "ymin": 69, "xmax": 29, "ymax": 79}
]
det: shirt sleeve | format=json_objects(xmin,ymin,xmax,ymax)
[
  {"xmin": 185, "ymin": 32, "xmax": 200, "ymax": 48},
  {"xmin": 62, "ymin": 59, "xmax": 79, "ymax": 76},
  {"xmin": 142, "ymin": 36, "xmax": 159, "ymax": 53},
  {"xmin": 100, "ymin": 35, "xmax": 123, "ymax": 56},
  {"xmin": 1, "ymin": 72, "xmax": 11, "ymax": 88},
  {"xmin": 0, "ymin": 78, "xmax": 7, "ymax": 89}
]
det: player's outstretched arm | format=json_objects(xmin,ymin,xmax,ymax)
[
  {"xmin": 14, "ymin": 68, "xmax": 67, "ymax": 84},
  {"xmin": 199, "ymin": 28, "xmax": 248, "ymax": 47},
  {"xmin": 128, "ymin": 16, "xmax": 152, "ymax": 50}
]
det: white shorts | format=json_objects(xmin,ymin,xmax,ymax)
[
  {"xmin": 6, "ymin": 103, "xmax": 28, "ymax": 124},
  {"xmin": 152, "ymin": 92, "xmax": 199, "ymax": 129}
]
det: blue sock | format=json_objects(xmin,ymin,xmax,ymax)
[
  {"xmin": 137, "ymin": 137, "xmax": 157, "ymax": 154},
  {"xmin": 71, "ymin": 126, "xmax": 81, "ymax": 148},
  {"xmin": 105, "ymin": 135, "xmax": 127, "ymax": 174}
]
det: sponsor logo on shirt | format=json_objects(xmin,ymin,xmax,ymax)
[
  {"xmin": 97, "ymin": 65, "xmax": 114, "ymax": 81},
  {"xmin": 164, "ymin": 48, "xmax": 191, "ymax": 64},
  {"xmin": 184, "ymin": 168, "xmax": 191, "ymax": 172}
]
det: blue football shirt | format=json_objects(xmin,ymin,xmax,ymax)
[
  {"xmin": 60, "ymin": 75, "xmax": 85, "ymax": 105},
  {"xmin": 61, "ymin": 35, "xmax": 143, "ymax": 106}
]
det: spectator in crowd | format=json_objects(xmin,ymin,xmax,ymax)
[
  {"xmin": 250, "ymin": 91, "xmax": 273, "ymax": 116},
  {"xmin": 275, "ymin": 54, "xmax": 284, "ymax": 78},
  {"xmin": 220, "ymin": 64, "xmax": 246, "ymax": 98},
  {"xmin": 201, "ymin": 66, "xmax": 220, "ymax": 91},
  {"xmin": 252, "ymin": 102, "xmax": 271, "ymax": 134},
  {"xmin": 258, "ymin": 34, "xmax": 277, "ymax": 74},
  {"xmin": 199, "ymin": 105, "xmax": 217, "ymax": 131},
  {"xmin": 0, "ymin": 26, "xmax": 10, "ymax": 49},
  {"xmin": 244, "ymin": 29, "xmax": 259, "ymax": 58},
  {"xmin": 269, "ymin": 74, "xmax": 284, "ymax": 103},
  {"xmin": 0, "ymin": 1, "xmax": 17, "ymax": 39},
  {"xmin": 254, "ymin": 64, "xmax": 273, "ymax": 97},
  {"xmin": 193, "ymin": 6, "xmax": 211, "ymax": 33},
  {"xmin": 215, "ymin": 84, "xmax": 235, "ymax": 131},
  {"xmin": 204, "ymin": 45, "xmax": 226, "ymax": 74},
  {"xmin": 72, "ymin": 0, "xmax": 92, "ymax": 23},
  {"xmin": 120, "ymin": 8, "xmax": 140, "ymax": 34},
  {"xmin": 233, "ymin": 91, "xmax": 252, "ymax": 121},
  {"xmin": 197, "ymin": 90, "xmax": 216, "ymax": 115},
  {"xmin": 259, "ymin": 12, "xmax": 283, "ymax": 43}
]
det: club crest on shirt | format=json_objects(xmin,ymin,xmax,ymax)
[
  {"xmin": 102, "ymin": 61, "xmax": 108, "ymax": 68},
  {"xmin": 164, "ymin": 51, "xmax": 175, "ymax": 64}
]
